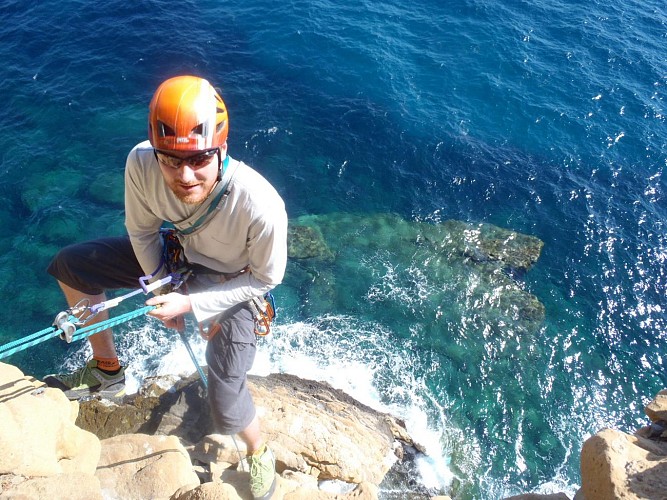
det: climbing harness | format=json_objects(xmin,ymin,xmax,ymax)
[{"xmin": 148, "ymin": 229, "xmax": 209, "ymax": 389}]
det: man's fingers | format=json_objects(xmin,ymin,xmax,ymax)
[
  {"xmin": 145, "ymin": 293, "xmax": 191, "ymax": 323},
  {"xmin": 146, "ymin": 296, "xmax": 165, "ymax": 307}
]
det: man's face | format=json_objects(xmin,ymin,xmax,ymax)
[{"xmin": 155, "ymin": 147, "xmax": 223, "ymax": 205}]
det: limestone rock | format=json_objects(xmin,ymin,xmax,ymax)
[
  {"xmin": 75, "ymin": 374, "xmax": 210, "ymax": 442},
  {"xmin": 579, "ymin": 427, "xmax": 667, "ymax": 500},
  {"xmin": 644, "ymin": 390, "xmax": 667, "ymax": 423},
  {"xmin": 96, "ymin": 433, "xmax": 199, "ymax": 500},
  {"xmin": 248, "ymin": 373, "xmax": 411, "ymax": 484},
  {"xmin": 2, "ymin": 361, "xmax": 423, "ymax": 499},
  {"xmin": 171, "ymin": 480, "xmax": 242, "ymax": 500},
  {"xmin": 74, "ymin": 396, "xmax": 151, "ymax": 440},
  {"xmin": 0, "ymin": 472, "xmax": 103, "ymax": 500},
  {"xmin": 282, "ymin": 481, "xmax": 378, "ymax": 499},
  {"xmin": 0, "ymin": 362, "xmax": 100, "ymax": 478},
  {"xmin": 79, "ymin": 372, "xmax": 415, "ymax": 487},
  {"xmin": 189, "ymin": 433, "xmax": 245, "ymax": 467}
]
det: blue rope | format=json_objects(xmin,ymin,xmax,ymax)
[
  {"xmin": 0, "ymin": 326, "xmax": 62, "ymax": 359},
  {"xmin": 0, "ymin": 306, "xmax": 156, "ymax": 360},
  {"xmin": 69, "ymin": 306, "xmax": 156, "ymax": 343}
]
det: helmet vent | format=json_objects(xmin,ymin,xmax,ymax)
[
  {"xmin": 157, "ymin": 121, "xmax": 176, "ymax": 137},
  {"xmin": 191, "ymin": 123, "xmax": 207, "ymax": 137}
]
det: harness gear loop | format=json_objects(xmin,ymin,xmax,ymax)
[
  {"xmin": 249, "ymin": 293, "xmax": 276, "ymax": 336},
  {"xmin": 196, "ymin": 293, "xmax": 276, "ymax": 342},
  {"xmin": 198, "ymin": 321, "xmax": 221, "ymax": 341}
]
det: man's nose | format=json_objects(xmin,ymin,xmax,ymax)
[{"xmin": 177, "ymin": 164, "xmax": 197, "ymax": 181}]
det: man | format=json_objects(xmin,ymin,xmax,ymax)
[{"xmin": 44, "ymin": 75, "xmax": 287, "ymax": 500}]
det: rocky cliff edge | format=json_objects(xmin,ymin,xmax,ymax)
[
  {"xmin": 0, "ymin": 361, "xmax": 444, "ymax": 500},
  {"xmin": 2, "ymin": 360, "xmax": 667, "ymax": 499}
]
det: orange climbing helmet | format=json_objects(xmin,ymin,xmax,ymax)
[{"xmin": 148, "ymin": 75, "xmax": 229, "ymax": 151}]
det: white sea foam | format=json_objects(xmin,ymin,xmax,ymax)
[{"xmin": 261, "ymin": 316, "xmax": 455, "ymax": 492}]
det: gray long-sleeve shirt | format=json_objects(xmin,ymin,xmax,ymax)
[{"xmin": 124, "ymin": 140, "xmax": 288, "ymax": 323}]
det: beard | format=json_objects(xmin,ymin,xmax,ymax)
[{"xmin": 169, "ymin": 180, "xmax": 215, "ymax": 205}]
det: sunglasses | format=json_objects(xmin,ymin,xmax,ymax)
[{"xmin": 154, "ymin": 148, "xmax": 219, "ymax": 169}]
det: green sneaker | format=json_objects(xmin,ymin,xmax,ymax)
[
  {"xmin": 43, "ymin": 359, "xmax": 126, "ymax": 401},
  {"xmin": 248, "ymin": 444, "xmax": 277, "ymax": 500}
]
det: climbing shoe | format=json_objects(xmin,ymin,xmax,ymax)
[
  {"xmin": 248, "ymin": 444, "xmax": 277, "ymax": 499},
  {"xmin": 43, "ymin": 359, "xmax": 126, "ymax": 401}
]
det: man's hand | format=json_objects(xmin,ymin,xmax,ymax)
[{"xmin": 146, "ymin": 292, "xmax": 192, "ymax": 332}]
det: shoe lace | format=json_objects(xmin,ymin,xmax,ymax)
[{"xmin": 249, "ymin": 452, "xmax": 273, "ymax": 491}]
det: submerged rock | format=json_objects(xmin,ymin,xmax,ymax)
[
  {"xmin": 287, "ymin": 223, "xmax": 334, "ymax": 261},
  {"xmin": 87, "ymin": 170, "xmax": 124, "ymax": 206},
  {"xmin": 287, "ymin": 213, "xmax": 545, "ymax": 334},
  {"xmin": 434, "ymin": 219, "xmax": 543, "ymax": 272},
  {"xmin": 20, "ymin": 168, "xmax": 86, "ymax": 215}
]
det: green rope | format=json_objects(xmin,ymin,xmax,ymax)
[{"xmin": 0, "ymin": 305, "xmax": 156, "ymax": 360}]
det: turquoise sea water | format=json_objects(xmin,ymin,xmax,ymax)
[{"xmin": 1, "ymin": 0, "xmax": 665, "ymax": 498}]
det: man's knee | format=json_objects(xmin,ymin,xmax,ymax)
[{"xmin": 47, "ymin": 237, "xmax": 142, "ymax": 294}]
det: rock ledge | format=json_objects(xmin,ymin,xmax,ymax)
[{"xmin": 0, "ymin": 362, "xmax": 433, "ymax": 500}]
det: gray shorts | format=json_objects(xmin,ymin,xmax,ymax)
[
  {"xmin": 47, "ymin": 236, "xmax": 257, "ymax": 434},
  {"xmin": 205, "ymin": 303, "xmax": 257, "ymax": 434}
]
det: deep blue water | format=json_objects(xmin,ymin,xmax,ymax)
[{"xmin": 1, "ymin": 0, "xmax": 665, "ymax": 498}]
